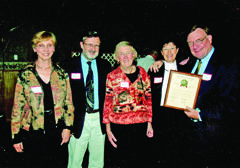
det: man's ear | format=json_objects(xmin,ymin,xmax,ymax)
[
  {"xmin": 207, "ymin": 35, "xmax": 212, "ymax": 44},
  {"xmin": 80, "ymin": 41, "xmax": 84, "ymax": 50}
]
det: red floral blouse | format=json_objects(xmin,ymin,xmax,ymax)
[{"xmin": 103, "ymin": 66, "xmax": 152, "ymax": 125}]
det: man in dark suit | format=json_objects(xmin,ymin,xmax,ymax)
[
  {"xmin": 185, "ymin": 25, "xmax": 240, "ymax": 167},
  {"xmin": 66, "ymin": 31, "xmax": 111, "ymax": 168}
]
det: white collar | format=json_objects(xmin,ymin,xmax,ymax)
[{"xmin": 164, "ymin": 60, "xmax": 177, "ymax": 71}]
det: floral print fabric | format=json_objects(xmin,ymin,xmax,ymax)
[
  {"xmin": 11, "ymin": 63, "xmax": 74, "ymax": 142},
  {"xmin": 103, "ymin": 66, "xmax": 152, "ymax": 125}
]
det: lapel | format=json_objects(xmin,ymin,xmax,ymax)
[
  {"xmin": 77, "ymin": 56, "xmax": 85, "ymax": 89},
  {"xmin": 69, "ymin": 56, "xmax": 85, "ymax": 93},
  {"xmin": 200, "ymin": 51, "xmax": 218, "ymax": 87},
  {"xmin": 196, "ymin": 51, "xmax": 223, "ymax": 106},
  {"xmin": 96, "ymin": 58, "xmax": 100, "ymax": 93},
  {"xmin": 95, "ymin": 57, "xmax": 108, "ymax": 99},
  {"xmin": 149, "ymin": 65, "xmax": 165, "ymax": 94}
]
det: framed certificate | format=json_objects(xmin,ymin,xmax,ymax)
[{"xmin": 164, "ymin": 70, "xmax": 202, "ymax": 110}]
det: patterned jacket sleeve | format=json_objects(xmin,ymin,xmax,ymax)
[
  {"xmin": 11, "ymin": 72, "xmax": 32, "ymax": 144},
  {"xmin": 63, "ymin": 72, "xmax": 74, "ymax": 129},
  {"xmin": 103, "ymin": 74, "xmax": 113, "ymax": 124}
]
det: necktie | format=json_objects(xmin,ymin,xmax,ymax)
[
  {"xmin": 86, "ymin": 61, "xmax": 94, "ymax": 111},
  {"xmin": 195, "ymin": 59, "xmax": 202, "ymax": 74}
]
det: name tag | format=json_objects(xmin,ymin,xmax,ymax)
[
  {"xmin": 120, "ymin": 81, "xmax": 129, "ymax": 88},
  {"xmin": 71, "ymin": 73, "xmax": 81, "ymax": 79},
  {"xmin": 31, "ymin": 86, "xmax": 42, "ymax": 94},
  {"xmin": 154, "ymin": 77, "xmax": 163, "ymax": 84},
  {"xmin": 202, "ymin": 73, "xmax": 212, "ymax": 81}
]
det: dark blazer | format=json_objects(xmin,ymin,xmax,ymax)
[
  {"xmin": 148, "ymin": 61, "xmax": 193, "ymax": 140},
  {"xmin": 189, "ymin": 49, "xmax": 240, "ymax": 167},
  {"xmin": 193, "ymin": 50, "xmax": 239, "ymax": 140},
  {"xmin": 65, "ymin": 56, "xmax": 111, "ymax": 139}
]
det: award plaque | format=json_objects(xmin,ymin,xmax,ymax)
[{"xmin": 164, "ymin": 70, "xmax": 202, "ymax": 110}]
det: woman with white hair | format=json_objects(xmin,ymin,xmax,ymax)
[{"xmin": 103, "ymin": 41, "xmax": 153, "ymax": 167}]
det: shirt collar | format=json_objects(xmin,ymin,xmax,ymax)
[
  {"xmin": 81, "ymin": 54, "xmax": 96, "ymax": 65},
  {"xmin": 164, "ymin": 60, "xmax": 177, "ymax": 71},
  {"xmin": 201, "ymin": 46, "xmax": 215, "ymax": 63}
]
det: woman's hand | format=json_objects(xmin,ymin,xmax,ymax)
[
  {"xmin": 148, "ymin": 60, "xmax": 163, "ymax": 73},
  {"xmin": 13, "ymin": 142, "xmax": 24, "ymax": 153},
  {"xmin": 61, "ymin": 129, "xmax": 71, "ymax": 145},
  {"xmin": 106, "ymin": 124, "xmax": 117, "ymax": 148},
  {"xmin": 146, "ymin": 122, "xmax": 154, "ymax": 138}
]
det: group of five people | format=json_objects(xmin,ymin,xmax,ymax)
[{"xmin": 11, "ymin": 24, "xmax": 239, "ymax": 168}]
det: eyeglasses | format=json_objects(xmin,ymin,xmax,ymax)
[
  {"xmin": 84, "ymin": 43, "xmax": 100, "ymax": 49},
  {"xmin": 187, "ymin": 36, "xmax": 207, "ymax": 47}
]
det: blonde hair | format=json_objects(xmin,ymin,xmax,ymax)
[
  {"xmin": 113, "ymin": 41, "xmax": 137, "ymax": 61},
  {"xmin": 31, "ymin": 31, "xmax": 56, "ymax": 48}
]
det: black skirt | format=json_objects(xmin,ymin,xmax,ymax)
[{"xmin": 105, "ymin": 122, "xmax": 151, "ymax": 168}]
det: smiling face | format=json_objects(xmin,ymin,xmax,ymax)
[
  {"xmin": 33, "ymin": 39, "xmax": 55, "ymax": 61},
  {"xmin": 80, "ymin": 37, "xmax": 100, "ymax": 61},
  {"xmin": 161, "ymin": 42, "xmax": 179, "ymax": 63},
  {"xmin": 187, "ymin": 28, "xmax": 212, "ymax": 59},
  {"xmin": 117, "ymin": 46, "xmax": 135, "ymax": 70}
]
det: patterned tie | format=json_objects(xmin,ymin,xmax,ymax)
[
  {"xmin": 195, "ymin": 59, "xmax": 202, "ymax": 74},
  {"xmin": 86, "ymin": 61, "xmax": 94, "ymax": 111}
]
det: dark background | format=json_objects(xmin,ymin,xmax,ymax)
[
  {"xmin": 0, "ymin": 0, "xmax": 240, "ymax": 167},
  {"xmin": 1, "ymin": 0, "xmax": 240, "ymax": 62}
]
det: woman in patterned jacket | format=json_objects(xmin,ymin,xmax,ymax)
[
  {"xmin": 11, "ymin": 31, "xmax": 74, "ymax": 167},
  {"xmin": 103, "ymin": 41, "xmax": 153, "ymax": 167}
]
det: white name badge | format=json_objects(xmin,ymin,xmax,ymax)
[
  {"xmin": 120, "ymin": 81, "xmax": 129, "ymax": 88},
  {"xmin": 154, "ymin": 77, "xmax": 163, "ymax": 84},
  {"xmin": 71, "ymin": 73, "xmax": 81, "ymax": 79},
  {"xmin": 202, "ymin": 73, "xmax": 212, "ymax": 81},
  {"xmin": 31, "ymin": 86, "xmax": 42, "ymax": 94}
]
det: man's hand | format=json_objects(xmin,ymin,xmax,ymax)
[{"xmin": 184, "ymin": 106, "xmax": 200, "ymax": 120}]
